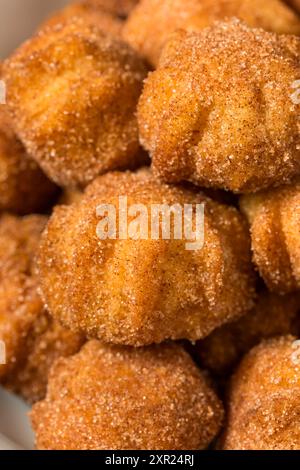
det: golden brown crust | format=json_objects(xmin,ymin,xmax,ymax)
[
  {"xmin": 221, "ymin": 336, "xmax": 300, "ymax": 450},
  {"xmin": 31, "ymin": 340, "xmax": 224, "ymax": 450},
  {"xmin": 138, "ymin": 20, "xmax": 300, "ymax": 193},
  {"xmin": 0, "ymin": 214, "xmax": 47, "ymax": 380},
  {"xmin": 4, "ymin": 312, "xmax": 84, "ymax": 404},
  {"xmin": 85, "ymin": 0, "xmax": 139, "ymax": 18},
  {"xmin": 40, "ymin": 2, "xmax": 123, "ymax": 37},
  {"xmin": 38, "ymin": 170, "xmax": 255, "ymax": 346},
  {"xmin": 3, "ymin": 19, "xmax": 147, "ymax": 188},
  {"xmin": 123, "ymin": 0, "xmax": 300, "ymax": 66},
  {"xmin": 0, "ymin": 105, "xmax": 58, "ymax": 214},
  {"xmin": 195, "ymin": 291, "xmax": 300, "ymax": 376},
  {"xmin": 241, "ymin": 181, "xmax": 300, "ymax": 293},
  {"xmin": 0, "ymin": 214, "xmax": 84, "ymax": 402}
]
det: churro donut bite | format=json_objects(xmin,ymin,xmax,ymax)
[
  {"xmin": 138, "ymin": 20, "xmax": 300, "ymax": 193},
  {"xmin": 38, "ymin": 170, "xmax": 255, "ymax": 346},
  {"xmin": 195, "ymin": 291, "xmax": 300, "ymax": 376},
  {"xmin": 0, "ymin": 214, "xmax": 84, "ymax": 403},
  {"xmin": 31, "ymin": 341, "xmax": 224, "ymax": 450},
  {"xmin": 86, "ymin": 0, "xmax": 139, "ymax": 18},
  {"xmin": 4, "ymin": 310, "xmax": 84, "ymax": 404},
  {"xmin": 0, "ymin": 104, "xmax": 58, "ymax": 214},
  {"xmin": 3, "ymin": 21, "xmax": 147, "ymax": 189},
  {"xmin": 40, "ymin": 2, "xmax": 122, "ymax": 37},
  {"xmin": 123, "ymin": 0, "xmax": 300, "ymax": 67},
  {"xmin": 240, "ymin": 181, "xmax": 300, "ymax": 293},
  {"xmin": 221, "ymin": 336, "xmax": 300, "ymax": 450}
]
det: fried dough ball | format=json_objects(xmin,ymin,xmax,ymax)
[
  {"xmin": 138, "ymin": 20, "xmax": 300, "ymax": 193},
  {"xmin": 4, "ymin": 310, "xmax": 84, "ymax": 404},
  {"xmin": 0, "ymin": 214, "xmax": 84, "ymax": 403},
  {"xmin": 195, "ymin": 291, "xmax": 300, "ymax": 376},
  {"xmin": 240, "ymin": 181, "xmax": 300, "ymax": 293},
  {"xmin": 38, "ymin": 170, "xmax": 255, "ymax": 346},
  {"xmin": 40, "ymin": 2, "xmax": 122, "ymax": 37},
  {"xmin": 86, "ymin": 0, "xmax": 139, "ymax": 18},
  {"xmin": 221, "ymin": 336, "xmax": 300, "ymax": 450},
  {"xmin": 123, "ymin": 0, "xmax": 300, "ymax": 67},
  {"xmin": 3, "ymin": 20, "xmax": 147, "ymax": 188},
  {"xmin": 31, "ymin": 340, "xmax": 224, "ymax": 450},
  {"xmin": 0, "ymin": 105, "xmax": 58, "ymax": 214}
]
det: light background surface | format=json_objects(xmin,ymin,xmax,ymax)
[
  {"xmin": 0, "ymin": 388, "xmax": 34, "ymax": 450},
  {"xmin": 0, "ymin": 0, "xmax": 68, "ymax": 59}
]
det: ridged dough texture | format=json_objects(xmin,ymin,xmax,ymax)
[
  {"xmin": 38, "ymin": 170, "xmax": 255, "ymax": 346},
  {"xmin": 138, "ymin": 20, "xmax": 300, "ymax": 193},
  {"xmin": 241, "ymin": 181, "xmax": 300, "ymax": 293}
]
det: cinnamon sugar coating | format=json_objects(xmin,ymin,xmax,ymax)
[
  {"xmin": 3, "ymin": 20, "xmax": 147, "ymax": 188},
  {"xmin": 195, "ymin": 290, "xmax": 300, "ymax": 376},
  {"xmin": 37, "ymin": 170, "xmax": 255, "ymax": 346},
  {"xmin": 0, "ymin": 104, "xmax": 58, "ymax": 214},
  {"xmin": 221, "ymin": 336, "xmax": 300, "ymax": 450},
  {"xmin": 138, "ymin": 20, "xmax": 300, "ymax": 193},
  {"xmin": 123, "ymin": 0, "xmax": 300, "ymax": 67},
  {"xmin": 31, "ymin": 340, "xmax": 224, "ymax": 450},
  {"xmin": 241, "ymin": 181, "xmax": 300, "ymax": 293},
  {"xmin": 4, "ymin": 310, "xmax": 84, "ymax": 404},
  {"xmin": 0, "ymin": 214, "xmax": 84, "ymax": 403}
]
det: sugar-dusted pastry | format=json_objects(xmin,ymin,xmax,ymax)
[
  {"xmin": 31, "ymin": 341, "xmax": 224, "ymax": 450},
  {"xmin": 38, "ymin": 170, "xmax": 255, "ymax": 346},
  {"xmin": 138, "ymin": 20, "xmax": 300, "ymax": 193},
  {"xmin": 3, "ymin": 19, "xmax": 147, "ymax": 188},
  {"xmin": 241, "ymin": 181, "xmax": 300, "ymax": 293},
  {"xmin": 221, "ymin": 336, "xmax": 300, "ymax": 450},
  {"xmin": 124, "ymin": 0, "xmax": 300, "ymax": 66}
]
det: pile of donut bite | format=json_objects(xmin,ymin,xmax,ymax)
[{"xmin": 0, "ymin": 0, "xmax": 299, "ymax": 450}]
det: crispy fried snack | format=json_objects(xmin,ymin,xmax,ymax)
[
  {"xmin": 0, "ymin": 214, "xmax": 84, "ymax": 403},
  {"xmin": 0, "ymin": 105, "xmax": 58, "ymax": 214},
  {"xmin": 138, "ymin": 20, "xmax": 300, "ymax": 193},
  {"xmin": 38, "ymin": 170, "xmax": 255, "ymax": 346},
  {"xmin": 31, "ymin": 340, "xmax": 224, "ymax": 450},
  {"xmin": 221, "ymin": 336, "xmax": 300, "ymax": 450},
  {"xmin": 3, "ymin": 20, "xmax": 147, "ymax": 188},
  {"xmin": 195, "ymin": 291, "xmax": 300, "ymax": 376},
  {"xmin": 40, "ymin": 1, "xmax": 122, "ymax": 37},
  {"xmin": 123, "ymin": 0, "xmax": 300, "ymax": 67},
  {"xmin": 85, "ymin": 0, "xmax": 139, "ymax": 18},
  {"xmin": 4, "ymin": 310, "xmax": 84, "ymax": 404},
  {"xmin": 240, "ymin": 181, "xmax": 300, "ymax": 293}
]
